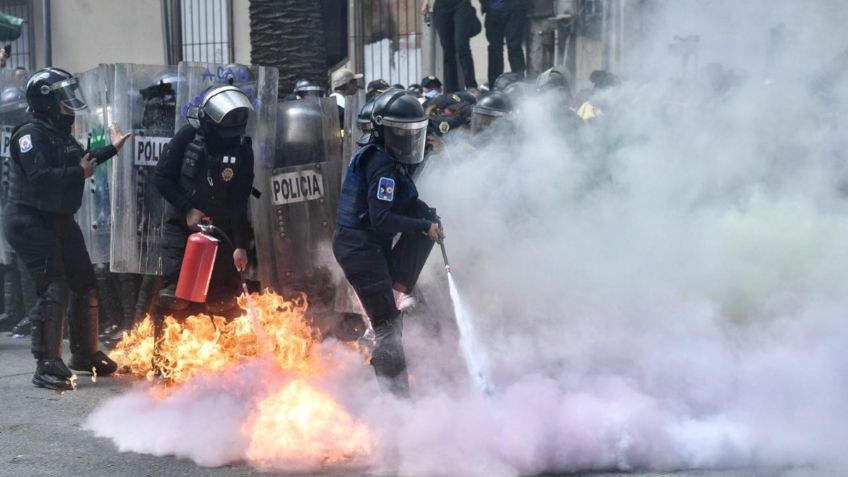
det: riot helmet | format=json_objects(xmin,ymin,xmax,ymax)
[
  {"xmin": 0, "ymin": 86, "xmax": 28, "ymax": 124},
  {"xmin": 25, "ymin": 67, "xmax": 87, "ymax": 115},
  {"xmin": 294, "ymin": 79, "xmax": 325, "ymax": 99},
  {"xmin": 371, "ymin": 89, "xmax": 428, "ymax": 165},
  {"xmin": 356, "ymin": 97, "xmax": 377, "ymax": 145},
  {"xmin": 536, "ymin": 67, "xmax": 572, "ymax": 100},
  {"xmin": 472, "ymin": 91, "xmax": 512, "ymax": 133},
  {"xmin": 188, "ymin": 85, "xmax": 253, "ymax": 138},
  {"xmin": 493, "ymin": 72, "xmax": 522, "ymax": 91}
]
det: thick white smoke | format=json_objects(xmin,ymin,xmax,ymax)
[{"xmin": 87, "ymin": 1, "xmax": 848, "ymax": 475}]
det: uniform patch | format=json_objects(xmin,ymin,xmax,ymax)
[
  {"xmin": 18, "ymin": 134, "xmax": 32, "ymax": 153},
  {"xmin": 377, "ymin": 177, "xmax": 395, "ymax": 202},
  {"xmin": 222, "ymin": 167, "xmax": 234, "ymax": 182}
]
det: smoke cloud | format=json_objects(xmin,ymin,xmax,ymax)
[{"xmin": 87, "ymin": 0, "xmax": 848, "ymax": 475}]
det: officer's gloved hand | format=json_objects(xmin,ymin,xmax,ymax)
[
  {"xmin": 110, "ymin": 123, "xmax": 133, "ymax": 151},
  {"xmin": 186, "ymin": 208, "xmax": 205, "ymax": 231},
  {"xmin": 427, "ymin": 223, "xmax": 445, "ymax": 241},
  {"xmin": 80, "ymin": 153, "xmax": 96, "ymax": 178}
]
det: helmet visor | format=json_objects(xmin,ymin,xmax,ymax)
[
  {"xmin": 51, "ymin": 78, "xmax": 87, "ymax": 112},
  {"xmin": 471, "ymin": 109, "xmax": 506, "ymax": 133},
  {"xmin": 383, "ymin": 119, "xmax": 428, "ymax": 164},
  {"xmin": 203, "ymin": 89, "xmax": 253, "ymax": 125}
]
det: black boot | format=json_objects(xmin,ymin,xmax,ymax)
[
  {"xmin": 32, "ymin": 288, "xmax": 73, "ymax": 391},
  {"xmin": 370, "ymin": 316, "xmax": 410, "ymax": 398},
  {"xmin": 9, "ymin": 314, "xmax": 30, "ymax": 337},
  {"xmin": 68, "ymin": 290, "xmax": 117, "ymax": 375},
  {"xmin": 33, "ymin": 358, "xmax": 73, "ymax": 390}
]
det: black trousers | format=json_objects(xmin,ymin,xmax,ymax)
[
  {"xmin": 434, "ymin": 1, "xmax": 479, "ymax": 91},
  {"xmin": 485, "ymin": 8, "xmax": 529, "ymax": 85},
  {"xmin": 3, "ymin": 203, "xmax": 98, "ymax": 359},
  {"xmin": 332, "ymin": 227, "xmax": 434, "ymax": 329}
]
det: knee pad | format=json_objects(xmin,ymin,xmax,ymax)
[
  {"xmin": 43, "ymin": 282, "xmax": 69, "ymax": 308},
  {"xmin": 79, "ymin": 288, "xmax": 98, "ymax": 307}
]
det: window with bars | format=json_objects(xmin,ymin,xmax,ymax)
[
  {"xmin": 0, "ymin": 0, "xmax": 34, "ymax": 70},
  {"xmin": 180, "ymin": 0, "xmax": 233, "ymax": 64}
]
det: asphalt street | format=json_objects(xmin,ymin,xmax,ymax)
[{"xmin": 0, "ymin": 335, "xmax": 834, "ymax": 477}]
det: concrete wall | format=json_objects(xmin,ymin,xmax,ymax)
[
  {"xmin": 39, "ymin": 0, "xmax": 166, "ymax": 72},
  {"xmin": 232, "ymin": 0, "xmax": 251, "ymax": 65}
]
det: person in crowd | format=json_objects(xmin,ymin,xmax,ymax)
[
  {"xmin": 422, "ymin": 0, "xmax": 479, "ymax": 91},
  {"xmin": 4, "ymin": 68, "xmax": 131, "ymax": 390},
  {"xmin": 330, "ymin": 68, "xmax": 363, "ymax": 107},
  {"xmin": 330, "ymin": 67, "xmax": 364, "ymax": 125},
  {"xmin": 333, "ymin": 90, "xmax": 444, "ymax": 397},
  {"xmin": 366, "ymin": 79, "xmax": 391, "ymax": 101},
  {"xmin": 153, "ymin": 85, "xmax": 255, "ymax": 327},
  {"xmin": 421, "ymin": 75, "xmax": 443, "ymax": 101},
  {"xmin": 481, "ymin": 0, "xmax": 531, "ymax": 86}
]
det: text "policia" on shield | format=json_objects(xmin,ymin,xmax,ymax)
[{"xmin": 271, "ymin": 170, "xmax": 325, "ymax": 205}]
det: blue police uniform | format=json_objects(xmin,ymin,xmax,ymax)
[{"xmin": 332, "ymin": 143, "xmax": 436, "ymax": 395}]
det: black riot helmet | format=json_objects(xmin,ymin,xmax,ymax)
[
  {"xmin": 472, "ymin": 91, "xmax": 513, "ymax": 133},
  {"xmin": 187, "ymin": 85, "xmax": 253, "ymax": 138},
  {"xmin": 370, "ymin": 89, "xmax": 428, "ymax": 165},
  {"xmin": 294, "ymin": 79, "xmax": 325, "ymax": 99},
  {"xmin": 493, "ymin": 72, "xmax": 522, "ymax": 91},
  {"xmin": 25, "ymin": 67, "xmax": 88, "ymax": 115},
  {"xmin": 356, "ymin": 97, "xmax": 377, "ymax": 146},
  {"xmin": 536, "ymin": 67, "xmax": 572, "ymax": 100}
]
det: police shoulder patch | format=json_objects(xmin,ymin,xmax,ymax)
[
  {"xmin": 377, "ymin": 177, "xmax": 395, "ymax": 202},
  {"xmin": 18, "ymin": 134, "xmax": 33, "ymax": 153}
]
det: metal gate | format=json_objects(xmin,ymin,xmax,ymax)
[
  {"xmin": 0, "ymin": 0, "xmax": 35, "ymax": 70},
  {"xmin": 352, "ymin": 0, "xmax": 423, "ymax": 87}
]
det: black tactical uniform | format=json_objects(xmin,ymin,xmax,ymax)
[
  {"xmin": 3, "ymin": 68, "xmax": 119, "ymax": 390},
  {"xmin": 333, "ymin": 90, "xmax": 439, "ymax": 397},
  {"xmin": 153, "ymin": 85, "xmax": 254, "ymax": 318}
]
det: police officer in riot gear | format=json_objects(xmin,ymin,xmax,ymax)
[
  {"xmin": 471, "ymin": 90, "xmax": 513, "ymax": 134},
  {"xmin": 293, "ymin": 79, "xmax": 325, "ymax": 100},
  {"xmin": 153, "ymin": 85, "xmax": 254, "ymax": 321},
  {"xmin": 333, "ymin": 89, "xmax": 444, "ymax": 397},
  {"xmin": 3, "ymin": 67, "xmax": 132, "ymax": 390}
]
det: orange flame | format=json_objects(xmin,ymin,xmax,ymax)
[
  {"xmin": 246, "ymin": 379, "xmax": 372, "ymax": 468},
  {"xmin": 110, "ymin": 290, "xmax": 373, "ymax": 468},
  {"xmin": 110, "ymin": 291, "xmax": 318, "ymax": 383}
]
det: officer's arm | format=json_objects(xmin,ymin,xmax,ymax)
[
  {"xmin": 14, "ymin": 130, "xmax": 84, "ymax": 186},
  {"xmin": 89, "ymin": 144, "xmax": 118, "ymax": 164},
  {"xmin": 228, "ymin": 143, "xmax": 254, "ymax": 250},
  {"xmin": 153, "ymin": 126, "xmax": 196, "ymax": 215},
  {"xmin": 364, "ymin": 155, "xmax": 431, "ymax": 235}
]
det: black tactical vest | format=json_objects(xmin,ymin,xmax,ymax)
[{"xmin": 178, "ymin": 134, "xmax": 245, "ymax": 218}]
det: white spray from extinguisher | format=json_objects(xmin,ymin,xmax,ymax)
[{"xmin": 437, "ymin": 218, "xmax": 493, "ymax": 395}]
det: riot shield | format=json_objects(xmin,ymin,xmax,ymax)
[
  {"xmin": 334, "ymin": 91, "xmax": 369, "ymax": 315},
  {"xmin": 110, "ymin": 64, "xmax": 181, "ymax": 275},
  {"xmin": 73, "ymin": 65, "xmax": 113, "ymax": 264},
  {"xmin": 259, "ymin": 97, "xmax": 342, "ymax": 297},
  {"xmin": 175, "ymin": 62, "xmax": 279, "ymax": 285},
  {"xmin": 0, "ymin": 68, "xmax": 28, "ymax": 266}
]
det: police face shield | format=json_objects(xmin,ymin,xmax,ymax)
[
  {"xmin": 471, "ymin": 110, "xmax": 503, "ymax": 133},
  {"xmin": 213, "ymin": 107, "xmax": 251, "ymax": 138},
  {"xmin": 50, "ymin": 78, "xmax": 88, "ymax": 113},
  {"xmin": 382, "ymin": 119, "xmax": 428, "ymax": 164}
]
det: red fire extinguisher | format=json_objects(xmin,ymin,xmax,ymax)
[{"xmin": 175, "ymin": 224, "xmax": 220, "ymax": 303}]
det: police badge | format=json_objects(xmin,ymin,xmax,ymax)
[
  {"xmin": 222, "ymin": 167, "xmax": 234, "ymax": 182},
  {"xmin": 439, "ymin": 121, "xmax": 451, "ymax": 134}
]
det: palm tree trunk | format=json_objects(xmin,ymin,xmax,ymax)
[{"xmin": 249, "ymin": 0, "xmax": 328, "ymax": 97}]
